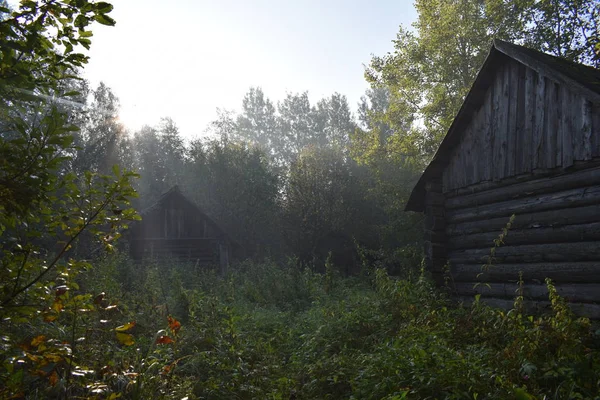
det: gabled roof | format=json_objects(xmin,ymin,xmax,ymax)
[
  {"xmin": 141, "ymin": 185, "xmax": 236, "ymax": 244},
  {"xmin": 405, "ymin": 40, "xmax": 600, "ymax": 212}
]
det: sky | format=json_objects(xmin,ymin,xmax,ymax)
[{"xmin": 81, "ymin": 0, "xmax": 418, "ymax": 138}]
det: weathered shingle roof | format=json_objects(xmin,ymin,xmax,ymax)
[{"xmin": 405, "ymin": 40, "xmax": 600, "ymax": 212}]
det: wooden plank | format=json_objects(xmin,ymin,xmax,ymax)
[
  {"xmin": 451, "ymin": 262, "xmax": 600, "ymax": 284},
  {"xmin": 473, "ymin": 106, "xmax": 483, "ymax": 183},
  {"xmin": 465, "ymin": 122, "xmax": 474, "ymax": 186},
  {"xmin": 445, "ymin": 165, "xmax": 600, "ymax": 210},
  {"xmin": 492, "ymin": 65, "xmax": 503, "ymax": 181},
  {"xmin": 442, "ymin": 166, "xmax": 451, "ymax": 193},
  {"xmin": 479, "ymin": 87, "xmax": 493, "ymax": 182},
  {"xmin": 533, "ymin": 72, "xmax": 545, "ymax": 169},
  {"xmin": 506, "ymin": 60, "xmax": 519, "ymax": 177},
  {"xmin": 580, "ymin": 99, "xmax": 593, "ymax": 160},
  {"xmin": 448, "ymin": 153, "xmax": 455, "ymax": 191},
  {"xmin": 493, "ymin": 40, "xmax": 600, "ymax": 104},
  {"xmin": 516, "ymin": 63, "xmax": 530, "ymax": 174},
  {"xmin": 497, "ymin": 63, "xmax": 509, "ymax": 179},
  {"xmin": 454, "ymin": 282, "xmax": 600, "ymax": 303},
  {"xmin": 561, "ymin": 85, "xmax": 574, "ymax": 167},
  {"xmin": 447, "ymin": 204, "xmax": 600, "ymax": 236},
  {"xmin": 448, "ymin": 222, "xmax": 600, "ymax": 249},
  {"xmin": 593, "ymin": 103, "xmax": 600, "ymax": 158},
  {"xmin": 446, "ymin": 184, "xmax": 600, "ymax": 224},
  {"xmin": 545, "ymin": 79, "xmax": 558, "ymax": 168},
  {"xmin": 448, "ymin": 241, "xmax": 600, "ymax": 265}
]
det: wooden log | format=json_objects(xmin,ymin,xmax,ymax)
[
  {"xmin": 454, "ymin": 281, "xmax": 600, "ymax": 303},
  {"xmin": 448, "ymin": 222, "xmax": 600, "ymax": 249},
  {"xmin": 447, "ymin": 184, "xmax": 600, "ymax": 224},
  {"xmin": 450, "ymin": 261, "xmax": 600, "ymax": 284},
  {"xmin": 449, "ymin": 181, "xmax": 600, "ymax": 223},
  {"xmin": 457, "ymin": 296, "xmax": 600, "ymax": 319},
  {"xmin": 448, "ymin": 241, "xmax": 600, "ymax": 265},
  {"xmin": 492, "ymin": 64, "xmax": 503, "ymax": 181},
  {"xmin": 445, "ymin": 158, "xmax": 600, "ymax": 199},
  {"xmin": 447, "ymin": 203, "xmax": 600, "ymax": 236},
  {"xmin": 445, "ymin": 164, "xmax": 600, "ymax": 210}
]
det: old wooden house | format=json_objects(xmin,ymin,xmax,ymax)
[
  {"xmin": 128, "ymin": 186, "xmax": 239, "ymax": 272},
  {"xmin": 406, "ymin": 40, "xmax": 600, "ymax": 317}
]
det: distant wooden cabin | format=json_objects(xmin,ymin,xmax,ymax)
[
  {"xmin": 129, "ymin": 186, "xmax": 239, "ymax": 272},
  {"xmin": 406, "ymin": 40, "xmax": 600, "ymax": 317}
]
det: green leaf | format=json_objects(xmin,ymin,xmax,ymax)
[
  {"xmin": 95, "ymin": 2, "xmax": 114, "ymax": 14},
  {"xmin": 79, "ymin": 38, "xmax": 91, "ymax": 50},
  {"xmin": 94, "ymin": 14, "xmax": 116, "ymax": 26}
]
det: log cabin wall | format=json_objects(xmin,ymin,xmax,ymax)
[
  {"xmin": 441, "ymin": 57, "xmax": 600, "ymax": 317},
  {"xmin": 406, "ymin": 41, "xmax": 600, "ymax": 318},
  {"xmin": 445, "ymin": 165, "xmax": 600, "ymax": 318}
]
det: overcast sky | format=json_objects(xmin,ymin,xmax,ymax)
[{"xmin": 80, "ymin": 0, "xmax": 417, "ymax": 138}]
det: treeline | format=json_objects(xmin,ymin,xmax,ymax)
[
  {"xmin": 54, "ymin": 0, "xmax": 599, "ymax": 270},
  {"xmin": 61, "ymin": 81, "xmax": 422, "ymax": 270}
]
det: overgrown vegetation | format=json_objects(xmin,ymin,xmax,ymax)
[{"xmin": 5, "ymin": 257, "xmax": 599, "ymax": 399}]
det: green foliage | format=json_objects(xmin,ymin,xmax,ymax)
[
  {"xmin": 362, "ymin": 0, "xmax": 599, "ymax": 171},
  {"xmin": 75, "ymin": 257, "xmax": 600, "ymax": 400},
  {"xmin": 3, "ymin": 245, "xmax": 599, "ymax": 399},
  {"xmin": 210, "ymin": 87, "xmax": 357, "ymax": 166},
  {"xmin": 0, "ymin": 0, "xmax": 115, "ymax": 93},
  {"xmin": 0, "ymin": 1, "xmax": 154, "ymax": 397},
  {"xmin": 284, "ymin": 145, "xmax": 381, "ymax": 268},
  {"xmin": 130, "ymin": 118, "xmax": 187, "ymax": 206},
  {"xmin": 185, "ymin": 137, "xmax": 283, "ymax": 259}
]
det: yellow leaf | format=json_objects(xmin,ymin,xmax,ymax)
[
  {"xmin": 115, "ymin": 332, "xmax": 134, "ymax": 346},
  {"xmin": 31, "ymin": 335, "xmax": 46, "ymax": 347},
  {"xmin": 108, "ymin": 393, "xmax": 122, "ymax": 399},
  {"xmin": 114, "ymin": 321, "xmax": 135, "ymax": 332},
  {"xmin": 43, "ymin": 312, "xmax": 58, "ymax": 322},
  {"xmin": 45, "ymin": 353, "xmax": 63, "ymax": 363},
  {"xmin": 52, "ymin": 300, "xmax": 63, "ymax": 313}
]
